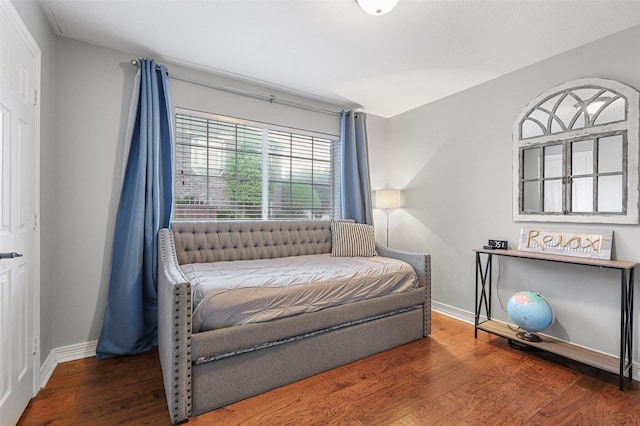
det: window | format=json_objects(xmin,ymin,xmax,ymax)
[
  {"xmin": 174, "ymin": 109, "xmax": 341, "ymax": 220},
  {"xmin": 513, "ymin": 78, "xmax": 640, "ymax": 224}
]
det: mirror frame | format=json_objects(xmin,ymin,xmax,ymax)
[{"xmin": 513, "ymin": 78, "xmax": 640, "ymax": 224}]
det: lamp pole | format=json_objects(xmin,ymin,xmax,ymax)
[
  {"xmin": 385, "ymin": 209, "xmax": 391, "ymax": 246},
  {"xmin": 375, "ymin": 189, "xmax": 401, "ymax": 247}
]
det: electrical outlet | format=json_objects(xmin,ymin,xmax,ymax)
[{"xmin": 488, "ymin": 239, "xmax": 508, "ymax": 249}]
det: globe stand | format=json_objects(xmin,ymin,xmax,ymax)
[
  {"xmin": 508, "ymin": 339, "xmax": 537, "ymax": 351},
  {"xmin": 516, "ymin": 331, "xmax": 542, "ymax": 342}
]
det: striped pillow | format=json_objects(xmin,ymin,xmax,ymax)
[{"xmin": 330, "ymin": 220, "xmax": 377, "ymax": 257}]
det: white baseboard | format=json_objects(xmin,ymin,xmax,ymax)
[
  {"xmin": 432, "ymin": 300, "xmax": 476, "ymax": 324},
  {"xmin": 40, "ymin": 340, "xmax": 97, "ymax": 389},
  {"xmin": 431, "ymin": 301, "xmax": 640, "ymax": 382}
]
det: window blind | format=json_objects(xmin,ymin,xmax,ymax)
[{"xmin": 174, "ymin": 109, "xmax": 341, "ymax": 221}]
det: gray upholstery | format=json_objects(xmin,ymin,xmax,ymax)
[
  {"xmin": 158, "ymin": 220, "xmax": 431, "ymax": 424},
  {"xmin": 158, "ymin": 229, "xmax": 192, "ymax": 423},
  {"xmin": 171, "ymin": 220, "xmax": 333, "ymax": 264},
  {"xmin": 191, "ymin": 288, "xmax": 425, "ymax": 362},
  {"xmin": 377, "ymin": 243, "xmax": 431, "ymax": 335},
  {"xmin": 191, "ymin": 309, "xmax": 424, "ymax": 415}
]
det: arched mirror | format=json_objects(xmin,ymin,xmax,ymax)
[{"xmin": 513, "ymin": 78, "xmax": 640, "ymax": 224}]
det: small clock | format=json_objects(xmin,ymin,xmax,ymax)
[{"xmin": 488, "ymin": 239, "xmax": 508, "ymax": 249}]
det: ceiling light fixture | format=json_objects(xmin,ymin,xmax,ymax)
[{"xmin": 356, "ymin": 0, "xmax": 399, "ymax": 15}]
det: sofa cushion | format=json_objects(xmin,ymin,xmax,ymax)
[{"xmin": 330, "ymin": 221, "xmax": 377, "ymax": 257}]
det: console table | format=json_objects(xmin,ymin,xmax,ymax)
[{"xmin": 474, "ymin": 248, "xmax": 637, "ymax": 390}]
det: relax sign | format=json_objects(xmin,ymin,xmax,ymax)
[{"xmin": 518, "ymin": 228, "xmax": 613, "ymax": 260}]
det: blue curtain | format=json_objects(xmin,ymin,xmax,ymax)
[
  {"xmin": 341, "ymin": 111, "xmax": 373, "ymax": 224},
  {"xmin": 97, "ymin": 59, "xmax": 174, "ymax": 359}
]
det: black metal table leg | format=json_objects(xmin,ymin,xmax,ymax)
[
  {"xmin": 475, "ymin": 252, "xmax": 492, "ymax": 338},
  {"xmin": 618, "ymin": 267, "xmax": 635, "ymax": 390},
  {"xmin": 629, "ymin": 268, "xmax": 634, "ymax": 384},
  {"xmin": 620, "ymin": 268, "xmax": 635, "ymax": 390}
]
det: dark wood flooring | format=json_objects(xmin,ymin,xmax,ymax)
[{"xmin": 17, "ymin": 312, "xmax": 640, "ymax": 425}]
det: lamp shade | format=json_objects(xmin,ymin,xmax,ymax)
[
  {"xmin": 356, "ymin": 0, "xmax": 399, "ymax": 15},
  {"xmin": 376, "ymin": 189, "xmax": 401, "ymax": 209}
]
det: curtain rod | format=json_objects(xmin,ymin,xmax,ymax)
[{"xmin": 130, "ymin": 59, "xmax": 355, "ymax": 117}]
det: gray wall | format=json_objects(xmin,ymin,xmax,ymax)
[
  {"xmin": 372, "ymin": 24, "xmax": 640, "ymax": 359},
  {"xmin": 365, "ymin": 114, "xmax": 390, "ymax": 240},
  {"xmin": 52, "ymin": 38, "xmax": 135, "ymax": 353}
]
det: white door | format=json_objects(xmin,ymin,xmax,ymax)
[{"xmin": 0, "ymin": 1, "xmax": 40, "ymax": 425}]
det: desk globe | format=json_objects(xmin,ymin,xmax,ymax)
[{"xmin": 507, "ymin": 291, "xmax": 554, "ymax": 342}]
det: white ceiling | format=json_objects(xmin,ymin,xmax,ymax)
[{"xmin": 35, "ymin": 0, "xmax": 640, "ymax": 118}]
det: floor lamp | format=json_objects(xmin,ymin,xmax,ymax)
[{"xmin": 375, "ymin": 189, "xmax": 401, "ymax": 246}]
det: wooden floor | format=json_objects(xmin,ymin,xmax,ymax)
[{"xmin": 18, "ymin": 312, "xmax": 640, "ymax": 425}]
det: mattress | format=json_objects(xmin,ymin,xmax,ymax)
[{"xmin": 183, "ymin": 253, "xmax": 418, "ymax": 332}]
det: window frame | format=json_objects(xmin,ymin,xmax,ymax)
[
  {"xmin": 174, "ymin": 108, "xmax": 342, "ymax": 221},
  {"xmin": 512, "ymin": 78, "xmax": 640, "ymax": 224}
]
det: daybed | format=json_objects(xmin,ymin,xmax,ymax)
[{"xmin": 157, "ymin": 219, "xmax": 431, "ymax": 423}]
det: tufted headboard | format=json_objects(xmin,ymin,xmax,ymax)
[{"xmin": 170, "ymin": 220, "xmax": 340, "ymax": 265}]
